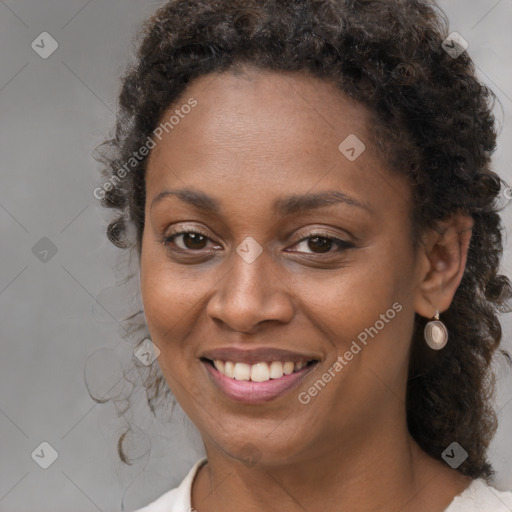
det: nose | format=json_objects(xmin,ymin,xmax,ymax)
[{"xmin": 206, "ymin": 245, "xmax": 295, "ymax": 334}]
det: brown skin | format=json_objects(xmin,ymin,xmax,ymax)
[{"xmin": 140, "ymin": 68, "xmax": 473, "ymax": 512}]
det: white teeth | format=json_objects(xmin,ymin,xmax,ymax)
[
  {"xmin": 224, "ymin": 361, "xmax": 235, "ymax": 378},
  {"xmin": 234, "ymin": 362, "xmax": 251, "ymax": 380},
  {"xmin": 250, "ymin": 363, "xmax": 270, "ymax": 382},
  {"xmin": 269, "ymin": 361, "xmax": 284, "ymax": 379},
  {"xmin": 212, "ymin": 359, "xmax": 310, "ymax": 381},
  {"xmin": 213, "ymin": 360, "xmax": 225, "ymax": 373},
  {"xmin": 283, "ymin": 362, "xmax": 294, "ymax": 375}
]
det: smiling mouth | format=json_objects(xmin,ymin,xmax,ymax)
[{"xmin": 201, "ymin": 358, "xmax": 318, "ymax": 382}]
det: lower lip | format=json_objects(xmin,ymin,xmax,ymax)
[{"xmin": 202, "ymin": 360, "xmax": 317, "ymax": 404}]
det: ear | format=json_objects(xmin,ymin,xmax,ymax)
[{"xmin": 413, "ymin": 212, "xmax": 474, "ymax": 319}]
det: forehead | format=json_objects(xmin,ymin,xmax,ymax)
[
  {"xmin": 145, "ymin": 68, "xmax": 410, "ymax": 218},
  {"xmin": 146, "ymin": 68, "xmax": 373, "ymax": 166}
]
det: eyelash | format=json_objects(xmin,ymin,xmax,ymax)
[
  {"xmin": 160, "ymin": 227, "xmax": 354, "ymax": 255},
  {"xmin": 293, "ymin": 229, "xmax": 354, "ymax": 253}
]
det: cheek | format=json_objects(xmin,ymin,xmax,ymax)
[
  {"xmin": 141, "ymin": 262, "xmax": 208, "ymax": 340},
  {"xmin": 140, "ymin": 237, "xmax": 189, "ymax": 341},
  {"xmin": 307, "ymin": 240, "xmax": 415, "ymax": 363},
  {"xmin": 140, "ymin": 227, "xmax": 195, "ymax": 319},
  {"xmin": 141, "ymin": 263, "xmax": 185, "ymax": 322},
  {"xmin": 139, "ymin": 260, "xmax": 200, "ymax": 398},
  {"xmin": 349, "ymin": 247, "xmax": 415, "ymax": 370},
  {"xmin": 317, "ymin": 248, "xmax": 409, "ymax": 317},
  {"xmin": 139, "ymin": 237, "xmax": 221, "ymax": 377}
]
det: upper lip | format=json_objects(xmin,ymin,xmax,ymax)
[{"xmin": 200, "ymin": 347, "xmax": 322, "ymax": 365}]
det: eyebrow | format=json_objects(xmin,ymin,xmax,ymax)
[{"xmin": 150, "ymin": 187, "xmax": 373, "ymax": 215}]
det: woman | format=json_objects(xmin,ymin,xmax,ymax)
[{"xmin": 96, "ymin": 0, "xmax": 512, "ymax": 510}]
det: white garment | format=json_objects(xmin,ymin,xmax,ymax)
[{"xmin": 132, "ymin": 457, "xmax": 512, "ymax": 512}]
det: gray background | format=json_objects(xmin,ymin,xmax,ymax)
[{"xmin": 1, "ymin": 0, "xmax": 511, "ymax": 511}]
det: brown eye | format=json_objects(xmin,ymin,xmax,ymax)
[
  {"xmin": 163, "ymin": 230, "xmax": 217, "ymax": 251},
  {"xmin": 305, "ymin": 236, "xmax": 333, "ymax": 253},
  {"xmin": 291, "ymin": 232, "xmax": 354, "ymax": 255},
  {"xmin": 177, "ymin": 232, "xmax": 208, "ymax": 250}
]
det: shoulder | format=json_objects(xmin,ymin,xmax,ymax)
[
  {"xmin": 445, "ymin": 478, "xmax": 512, "ymax": 512},
  {"xmin": 130, "ymin": 458, "xmax": 207, "ymax": 512}
]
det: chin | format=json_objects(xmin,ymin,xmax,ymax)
[{"xmin": 208, "ymin": 426, "xmax": 313, "ymax": 468}]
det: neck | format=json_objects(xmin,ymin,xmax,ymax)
[{"xmin": 191, "ymin": 417, "xmax": 471, "ymax": 512}]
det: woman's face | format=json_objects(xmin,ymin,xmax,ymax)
[{"xmin": 140, "ymin": 68, "xmax": 424, "ymax": 465}]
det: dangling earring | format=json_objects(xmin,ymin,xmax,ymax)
[{"xmin": 424, "ymin": 309, "xmax": 448, "ymax": 350}]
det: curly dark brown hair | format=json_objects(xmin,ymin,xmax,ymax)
[{"xmin": 95, "ymin": 0, "xmax": 512, "ymax": 479}]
